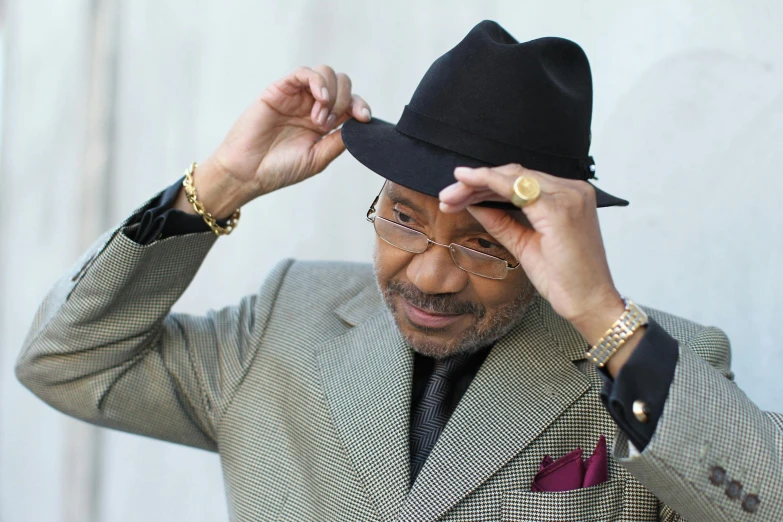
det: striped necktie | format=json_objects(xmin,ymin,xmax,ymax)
[{"xmin": 409, "ymin": 352, "xmax": 472, "ymax": 484}]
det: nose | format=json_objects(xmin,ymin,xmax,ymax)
[{"xmin": 406, "ymin": 243, "xmax": 469, "ymax": 295}]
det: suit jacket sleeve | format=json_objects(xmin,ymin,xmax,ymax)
[
  {"xmin": 612, "ymin": 324, "xmax": 783, "ymax": 521},
  {"xmin": 16, "ymin": 189, "xmax": 294, "ymax": 451}
]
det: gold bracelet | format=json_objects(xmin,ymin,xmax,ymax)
[
  {"xmin": 585, "ymin": 298, "xmax": 649, "ymax": 368},
  {"xmin": 182, "ymin": 162, "xmax": 241, "ymax": 236}
]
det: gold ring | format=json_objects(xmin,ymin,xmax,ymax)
[{"xmin": 511, "ymin": 176, "xmax": 541, "ymax": 208}]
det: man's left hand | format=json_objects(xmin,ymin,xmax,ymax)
[{"xmin": 439, "ymin": 164, "xmax": 638, "ymax": 368}]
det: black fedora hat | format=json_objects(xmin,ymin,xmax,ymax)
[{"xmin": 342, "ymin": 20, "xmax": 628, "ymax": 209}]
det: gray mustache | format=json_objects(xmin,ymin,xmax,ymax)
[{"xmin": 385, "ymin": 280, "xmax": 485, "ymax": 318}]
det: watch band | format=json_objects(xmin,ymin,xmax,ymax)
[{"xmin": 586, "ymin": 298, "xmax": 649, "ymax": 368}]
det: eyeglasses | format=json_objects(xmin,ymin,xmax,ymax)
[{"xmin": 366, "ymin": 196, "xmax": 520, "ymax": 280}]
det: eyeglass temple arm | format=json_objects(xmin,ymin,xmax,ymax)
[
  {"xmin": 366, "ymin": 181, "xmax": 387, "ymax": 221},
  {"xmin": 366, "ymin": 196, "xmax": 379, "ymax": 221}
]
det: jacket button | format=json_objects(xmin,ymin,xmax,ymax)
[
  {"xmin": 742, "ymin": 494, "xmax": 760, "ymax": 513},
  {"xmin": 709, "ymin": 466, "xmax": 726, "ymax": 486},
  {"xmin": 725, "ymin": 480, "xmax": 743, "ymax": 500},
  {"xmin": 632, "ymin": 400, "xmax": 650, "ymax": 423}
]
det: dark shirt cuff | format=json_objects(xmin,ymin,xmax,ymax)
[
  {"xmin": 123, "ymin": 177, "xmax": 216, "ymax": 245},
  {"xmin": 599, "ymin": 318, "xmax": 679, "ymax": 451}
]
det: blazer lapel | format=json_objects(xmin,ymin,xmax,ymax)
[
  {"xmin": 399, "ymin": 296, "xmax": 591, "ymax": 521},
  {"xmin": 316, "ymin": 286, "xmax": 414, "ymax": 522}
]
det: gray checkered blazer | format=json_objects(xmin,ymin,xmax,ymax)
[{"xmin": 17, "ymin": 205, "xmax": 783, "ymax": 521}]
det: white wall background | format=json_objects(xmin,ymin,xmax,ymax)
[{"xmin": 1, "ymin": 1, "xmax": 781, "ymax": 520}]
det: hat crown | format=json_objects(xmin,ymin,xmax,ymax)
[
  {"xmin": 406, "ymin": 20, "xmax": 593, "ymax": 157},
  {"xmin": 341, "ymin": 20, "xmax": 629, "ymax": 208}
]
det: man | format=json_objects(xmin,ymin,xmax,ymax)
[{"xmin": 17, "ymin": 20, "xmax": 783, "ymax": 521}]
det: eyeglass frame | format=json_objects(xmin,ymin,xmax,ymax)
[{"xmin": 365, "ymin": 189, "xmax": 521, "ymax": 280}]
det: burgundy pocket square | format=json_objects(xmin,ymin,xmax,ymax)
[{"xmin": 531, "ymin": 435, "xmax": 608, "ymax": 492}]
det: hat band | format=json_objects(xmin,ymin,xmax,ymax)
[{"xmin": 395, "ymin": 106, "xmax": 594, "ymax": 180}]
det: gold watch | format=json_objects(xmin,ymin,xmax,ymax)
[{"xmin": 585, "ymin": 298, "xmax": 649, "ymax": 368}]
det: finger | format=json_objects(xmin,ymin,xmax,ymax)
[
  {"xmin": 279, "ymin": 66, "xmax": 330, "ymax": 103},
  {"xmin": 439, "ymin": 180, "xmax": 475, "ymax": 202},
  {"xmin": 439, "ymin": 194, "xmax": 507, "ymax": 214},
  {"xmin": 274, "ymin": 67, "xmax": 329, "ymax": 127},
  {"xmin": 453, "ymin": 165, "xmax": 531, "ymax": 196},
  {"xmin": 494, "ymin": 163, "xmax": 566, "ymax": 187},
  {"xmin": 439, "ymin": 181, "xmax": 499, "ymax": 204},
  {"xmin": 440, "ymin": 166, "xmax": 547, "ymax": 212},
  {"xmin": 454, "ymin": 166, "xmax": 518, "ymax": 200},
  {"xmin": 456, "ymin": 166, "xmax": 566, "ymax": 209},
  {"xmin": 332, "ymin": 93, "xmax": 372, "ymax": 129},
  {"xmin": 439, "ymin": 182, "xmax": 503, "ymax": 213},
  {"xmin": 311, "ymin": 100, "xmax": 323, "ymax": 124},
  {"xmin": 466, "ymin": 205, "xmax": 536, "ymax": 257},
  {"xmin": 350, "ymin": 94, "xmax": 372, "ymax": 122},
  {"xmin": 460, "ymin": 164, "xmax": 574, "ymax": 197},
  {"xmin": 313, "ymin": 65, "xmax": 339, "ymax": 125},
  {"xmin": 310, "ymin": 129, "xmax": 346, "ymax": 173},
  {"xmin": 494, "ymin": 163, "xmax": 531, "ymax": 175},
  {"xmin": 445, "ymin": 165, "xmax": 566, "ymax": 217},
  {"xmin": 456, "ymin": 164, "xmax": 547, "ymax": 187},
  {"xmin": 327, "ymin": 73, "xmax": 353, "ymax": 127}
]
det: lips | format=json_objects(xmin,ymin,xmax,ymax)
[{"xmin": 401, "ymin": 298, "xmax": 466, "ymax": 329}]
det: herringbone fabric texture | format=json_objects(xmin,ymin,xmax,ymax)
[
  {"xmin": 16, "ymin": 194, "xmax": 783, "ymax": 521},
  {"xmin": 410, "ymin": 353, "xmax": 472, "ymax": 484}
]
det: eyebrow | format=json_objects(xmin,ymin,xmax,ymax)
[{"xmin": 384, "ymin": 184, "xmax": 425, "ymax": 215}]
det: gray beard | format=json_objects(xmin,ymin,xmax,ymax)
[{"xmin": 374, "ymin": 270, "xmax": 536, "ymax": 359}]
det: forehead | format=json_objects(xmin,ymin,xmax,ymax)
[{"xmin": 383, "ymin": 182, "xmax": 434, "ymax": 211}]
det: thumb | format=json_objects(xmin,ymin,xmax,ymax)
[
  {"xmin": 466, "ymin": 206, "xmax": 535, "ymax": 257},
  {"xmin": 310, "ymin": 130, "xmax": 346, "ymax": 174}
]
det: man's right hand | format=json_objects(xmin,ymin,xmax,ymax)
[{"xmin": 174, "ymin": 66, "xmax": 371, "ymax": 218}]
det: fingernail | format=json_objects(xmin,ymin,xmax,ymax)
[
  {"xmin": 454, "ymin": 167, "xmax": 472, "ymax": 176},
  {"xmin": 319, "ymin": 107, "xmax": 329, "ymax": 125},
  {"xmin": 361, "ymin": 107, "xmax": 371, "ymax": 121},
  {"xmin": 321, "ymin": 87, "xmax": 329, "ymax": 101},
  {"xmin": 326, "ymin": 113, "xmax": 337, "ymax": 126}
]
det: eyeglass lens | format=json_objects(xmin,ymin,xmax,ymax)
[{"xmin": 373, "ymin": 217, "xmax": 509, "ymax": 279}]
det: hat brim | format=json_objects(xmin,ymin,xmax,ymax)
[{"xmin": 342, "ymin": 117, "xmax": 628, "ymax": 208}]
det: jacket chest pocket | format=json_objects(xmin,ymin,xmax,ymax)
[{"xmin": 501, "ymin": 480, "xmax": 623, "ymax": 521}]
